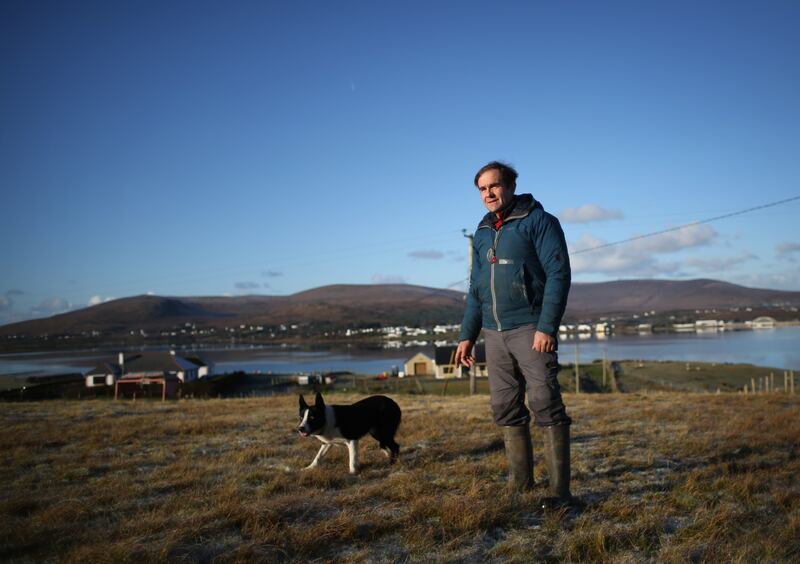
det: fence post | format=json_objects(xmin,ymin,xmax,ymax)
[
  {"xmin": 602, "ymin": 351, "xmax": 608, "ymax": 389},
  {"xmin": 792, "ymin": 371, "xmax": 796, "ymax": 395},
  {"xmin": 751, "ymin": 377, "xmax": 756, "ymax": 395},
  {"xmin": 574, "ymin": 343, "xmax": 580, "ymax": 394},
  {"xmin": 470, "ymin": 365, "xmax": 476, "ymax": 395}
]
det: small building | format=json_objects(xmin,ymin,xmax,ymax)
[
  {"xmin": 84, "ymin": 351, "xmax": 211, "ymax": 399},
  {"xmin": 404, "ymin": 352, "xmax": 435, "ymax": 377},
  {"xmin": 85, "ymin": 361, "xmax": 122, "ymax": 388},
  {"xmin": 433, "ymin": 344, "xmax": 487, "ymax": 379},
  {"xmin": 751, "ymin": 316, "xmax": 776, "ymax": 329}
]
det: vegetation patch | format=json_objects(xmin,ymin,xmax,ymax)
[{"xmin": 1, "ymin": 392, "xmax": 798, "ymax": 561}]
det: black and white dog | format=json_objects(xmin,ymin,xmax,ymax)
[{"xmin": 297, "ymin": 393, "xmax": 401, "ymax": 474}]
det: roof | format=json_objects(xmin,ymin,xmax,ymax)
[
  {"xmin": 434, "ymin": 344, "xmax": 486, "ymax": 365},
  {"xmin": 84, "ymin": 351, "xmax": 208, "ymax": 376},
  {"xmin": 122, "ymin": 352, "xmax": 197, "ymax": 373},
  {"xmin": 182, "ymin": 355, "xmax": 208, "ymax": 367},
  {"xmin": 85, "ymin": 362, "xmax": 121, "ymax": 377},
  {"xmin": 405, "ymin": 352, "xmax": 433, "ymax": 363}
]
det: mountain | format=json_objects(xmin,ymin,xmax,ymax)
[
  {"xmin": 0, "ymin": 284, "xmax": 465, "ymax": 336},
  {"xmin": 566, "ymin": 278, "xmax": 800, "ymax": 316},
  {"xmin": 1, "ymin": 279, "xmax": 798, "ymax": 337}
]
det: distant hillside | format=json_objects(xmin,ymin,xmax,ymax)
[
  {"xmin": 566, "ymin": 278, "xmax": 800, "ymax": 316},
  {"xmin": 0, "ymin": 284, "xmax": 465, "ymax": 336},
  {"xmin": 1, "ymin": 279, "xmax": 798, "ymax": 337}
]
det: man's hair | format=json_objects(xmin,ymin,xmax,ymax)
[{"xmin": 474, "ymin": 161, "xmax": 518, "ymax": 190}]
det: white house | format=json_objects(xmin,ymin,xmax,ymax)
[{"xmin": 84, "ymin": 351, "xmax": 211, "ymax": 388}]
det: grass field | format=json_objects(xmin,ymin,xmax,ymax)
[{"xmin": 2, "ymin": 390, "xmax": 799, "ymax": 562}]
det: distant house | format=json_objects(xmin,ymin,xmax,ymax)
[
  {"xmin": 404, "ymin": 352, "xmax": 435, "ymax": 377},
  {"xmin": 183, "ymin": 355, "xmax": 213, "ymax": 378},
  {"xmin": 433, "ymin": 344, "xmax": 487, "ymax": 379},
  {"xmin": 84, "ymin": 351, "xmax": 212, "ymax": 399},
  {"xmin": 85, "ymin": 361, "xmax": 122, "ymax": 388},
  {"xmin": 752, "ymin": 316, "xmax": 776, "ymax": 329}
]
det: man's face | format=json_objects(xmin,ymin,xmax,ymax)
[{"xmin": 477, "ymin": 168, "xmax": 515, "ymax": 214}]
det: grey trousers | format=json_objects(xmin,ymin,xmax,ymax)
[{"xmin": 484, "ymin": 324, "xmax": 572, "ymax": 427}]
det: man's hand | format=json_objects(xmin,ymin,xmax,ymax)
[
  {"xmin": 532, "ymin": 331, "xmax": 556, "ymax": 353},
  {"xmin": 454, "ymin": 339, "xmax": 476, "ymax": 367}
]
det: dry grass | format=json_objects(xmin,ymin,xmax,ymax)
[{"xmin": 1, "ymin": 392, "xmax": 799, "ymax": 562}]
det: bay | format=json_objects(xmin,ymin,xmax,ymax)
[{"xmin": 0, "ymin": 327, "xmax": 798, "ymax": 379}]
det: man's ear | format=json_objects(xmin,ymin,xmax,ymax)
[
  {"xmin": 299, "ymin": 395, "xmax": 308, "ymax": 409},
  {"xmin": 315, "ymin": 392, "xmax": 325, "ymax": 409}
]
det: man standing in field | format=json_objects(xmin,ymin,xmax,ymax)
[{"xmin": 454, "ymin": 161, "xmax": 573, "ymax": 507}]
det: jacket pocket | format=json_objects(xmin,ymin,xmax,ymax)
[
  {"xmin": 524, "ymin": 264, "xmax": 544, "ymax": 307},
  {"xmin": 506, "ymin": 264, "xmax": 530, "ymax": 306}
]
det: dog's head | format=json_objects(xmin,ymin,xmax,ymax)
[{"xmin": 297, "ymin": 392, "xmax": 326, "ymax": 437}]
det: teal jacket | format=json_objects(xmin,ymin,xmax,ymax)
[{"xmin": 459, "ymin": 193, "xmax": 571, "ymax": 341}]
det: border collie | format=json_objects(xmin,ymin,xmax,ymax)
[{"xmin": 297, "ymin": 393, "xmax": 401, "ymax": 474}]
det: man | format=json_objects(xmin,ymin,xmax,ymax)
[{"xmin": 454, "ymin": 161, "xmax": 572, "ymax": 506}]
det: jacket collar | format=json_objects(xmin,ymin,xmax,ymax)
[{"xmin": 478, "ymin": 193, "xmax": 539, "ymax": 229}]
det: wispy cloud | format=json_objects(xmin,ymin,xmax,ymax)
[
  {"xmin": 408, "ymin": 250, "xmax": 445, "ymax": 260},
  {"xmin": 88, "ymin": 295, "xmax": 115, "ymax": 306},
  {"xmin": 372, "ymin": 274, "xmax": 406, "ymax": 284},
  {"xmin": 31, "ymin": 297, "xmax": 73, "ymax": 317},
  {"xmin": 1, "ymin": 289, "xmax": 24, "ymax": 311},
  {"xmin": 570, "ymin": 224, "xmax": 717, "ymax": 276},
  {"xmin": 730, "ymin": 269, "xmax": 800, "ymax": 291},
  {"xmin": 234, "ymin": 281, "xmax": 260, "ymax": 290},
  {"xmin": 684, "ymin": 252, "xmax": 758, "ymax": 272},
  {"xmin": 776, "ymin": 242, "xmax": 800, "ymax": 261},
  {"xmin": 560, "ymin": 204, "xmax": 624, "ymax": 223},
  {"xmin": 261, "ymin": 270, "xmax": 284, "ymax": 278}
]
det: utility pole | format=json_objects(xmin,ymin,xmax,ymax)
[{"xmin": 462, "ymin": 228, "xmax": 474, "ymax": 275}]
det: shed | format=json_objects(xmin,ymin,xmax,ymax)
[
  {"xmin": 404, "ymin": 352, "xmax": 434, "ymax": 377},
  {"xmin": 434, "ymin": 344, "xmax": 487, "ymax": 380}
]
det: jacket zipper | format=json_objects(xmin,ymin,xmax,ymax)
[{"xmin": 490, "ymin": 226, "xmax": 503, "ymax": 330}]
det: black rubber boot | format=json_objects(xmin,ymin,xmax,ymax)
[
  {"xmin": 541, "ymin": 424, "xmax": 572, "ymax": 509},
  {"xmin": 502, "ymin": 425, "xmax": 534, "ymax": 491}
]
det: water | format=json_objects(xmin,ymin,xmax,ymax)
[
  {"xmin": 557, "ymin": 326, "xmax": 800, "ymax": 370},
  {"xmin": 1, "ymin": 327, "xmax": 798, "ymax": 379}
]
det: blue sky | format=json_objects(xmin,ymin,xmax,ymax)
[{"xmin": 2, "ymin": 0, "xmax": 799, "ymax": 324}]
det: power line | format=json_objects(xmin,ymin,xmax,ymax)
[{"xmin": 571, "ymin": 195, "xmax": 800, "ymax": 255}]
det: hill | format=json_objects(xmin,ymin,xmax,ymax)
[
  {"xmin": 567, "ymin": 278, "xmax": 800, "ymax": 316},
  {"xmin": 1, "ymin": 279, "xmax": 798, "ymax": 337}
]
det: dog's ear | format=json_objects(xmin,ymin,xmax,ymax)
[
  {"xmin": 315, "ymin": 392, "xmax": 325, "ymax": 409},
  {"xmin": 299, "ymin": 395, "xmax": 308, "ymax": 410}
]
